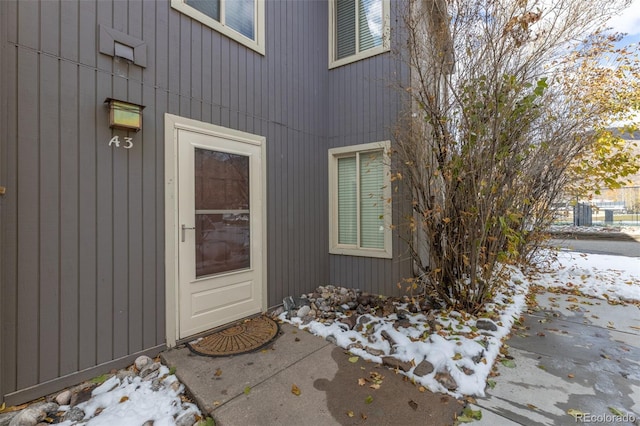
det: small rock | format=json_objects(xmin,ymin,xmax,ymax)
[
  {"xmin": 380, "ymin": 330, "xmax": 398, "ymax": 347},
  {"xmin": 347, "ymin": 342, "xmax": 364, "ymax": 351},
  {"xmin": 9, "ymin": 403, "xmax": 58, "ymax": 426},
  {"xmin": 142, "ymin": 369, "xmax": 161, "ymax": 382},
  {"xmin": 381, "ymin": 356, "xmax": 413, "ymax": 372},
  {"xmin": 325, "ymin": 335, "xmax": 337, "ymax": 345},
  {"xmin": 0, "ymin": 411, "xmax": 19, "ymax": 426},
  {"xmin": 175, "ymin": 408, "xmax": 200, "ymax": 426},
  {"xmin": 393, "ymin": 319, "xmax": 412, "ymax": 329},
  {"xmin": 283, "ymin": 296, "xmax": 295, "ymax": 312},
  {"xmin": 338, "ymin": 315, "xmax": 357, "ymax": 330},
  {"xmin": 170, "ymin": 380, "xmax": 182, "ymax": 393},
  {"xmin": 435, "ymin": 371, "xmax": 458, "ymax": 391},
  {"xmin": 462, "ymin": 366, "xmax": 474, "ymax": 375},
  {"xmin": 284, "ymin": 296, "xmax": 309, "ymax": 311},
  {"xmin": 357, "ymin": 293, "xmax": 372, "ymax": 306},
  {"xmin": 364, "ymin": 347, "xmax": 385, "ymax": 357},
  {"xmin": 356, "ymin": 305, "xmax": 370, "ymax": 315},
  {"xmin": 357, "ymin": 315, "xmax": 373, "ymax": 327},
  {"xmin": 70, "ymin": 386, "xmax": 94, "ymax": 407},
  {"xmin": 62, "ymin": 407, "xmax": 85, "ymax": 423},
  {"xmin": 270, "ymin": 306, "xmax": 284, "ymax": 318},
  {"xmin": 476, "ymin": 319, "xmax": 498, "ymax": 332},
  {"xmin": 396, "ymin": 309, "xmax": 410, "ymax": 320},
  {"xmin": 55, "ymin": 390, "xmax": 72, "ymax": 406},
  {"xmin": 296, "ymin": 305, "xmax": 311, "ymax": 318},
  {"xmin": 8, "ymin": 409, "xmax": 40, "ymax": 426},
  {"xmin": 116, "ymin": 369, "xmax": 137, "ymax": 382},
  {"xmin": 420, "ymin": 300, "xmax": 433, "ymax": 311},
  {"xmin": 381, "ymin": 301, "xmax": 395, "ymax": 317},
  {"xmin": 140, "ymin": 362, "xmax": 161, "ymax": 378},
  {"xmin": 151, "ymin": 378, "xmax": 163, "ymax": 391},
  {"xmin": 413, "ymin": 360, "xmax": 435, "ymax": 377},
  {"xmin": 472, "ymin": 350, "xmax": 484, "ymax": 364},
  {"xmin": 135, "ymin": 355, "xmax": 153, "ymax": 371},
  {"xmin": 308, "ymin": 309, "xmax": 317, "ymax": 318}
]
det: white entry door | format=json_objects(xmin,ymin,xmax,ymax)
[{"xmin": 174, "ymin": 124, "xmax": 265, "ymax": 339}]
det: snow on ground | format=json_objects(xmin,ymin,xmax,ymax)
[
  {"xmin": 55, "ymin": 365, "xmax": 202, "ymax": 426},
  {"xmin": 534, "ymin": 250, "xmax": 640, "ymax": 303},
  {"xmin": 281, "ymin": 251, "xmax": 640, "ymax": 399},
  {"xmin": 281, "ymin": 266, "xmax": 531, "ymax": 398},
  {"xmin": 25, "ymin": 251, "xmax": 636, "ymax": 424},
  {"xmin": 550, "ymin": 224, "xmax": 640, "ymax": 235}
]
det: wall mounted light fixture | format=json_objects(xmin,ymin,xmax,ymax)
[{"xmin": 105, "ymin": 98, "xmax": 145, "ymax": 132}]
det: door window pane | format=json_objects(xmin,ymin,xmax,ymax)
[
  {"xmin": 195, "ymin": 148, "xmax": 250, "ymax": 277},
  {"xmin": 195, "ymin": 149, "xmax": 249, "ymax": 211}
]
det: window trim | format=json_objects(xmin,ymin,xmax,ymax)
[
  {"xmin": 328, "ymin": 0, "xmax": 391, "ymax": 69},
  {"xmin": 171, "ymin": 0, "xmax": 265, "ymax": 55},
  {"xmin": 328, "ymin": 141, "xmax": 392, "ymax": 258}
]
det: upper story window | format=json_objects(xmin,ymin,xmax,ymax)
[
  {"xmin": 171, "ymin": 0, "xmax": 265, "ymax": 55},
  {"xmin": 329, "ymin": 0, "xmax": 390, "ymax": 69}
]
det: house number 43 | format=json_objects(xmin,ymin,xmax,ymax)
[{"xmin": 108, "ymin": 136, "xmax": 133, "ymax": 149}]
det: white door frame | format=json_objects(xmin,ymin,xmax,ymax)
[{"xmin": 164, "ymin": 113, "xmax": 267, "ymax": 347}]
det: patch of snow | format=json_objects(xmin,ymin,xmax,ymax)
[
  {"xmin": 56, "ymin": 365, "xmax": 201, "ymax": 426},
  {"xmin": 281, "ymin": 267, "xmax": 530, "ymax": 398},
  {"xmin": 281, "ymin": 251, "xmax": 639, "ymax": 398},
  {"xmin": 534, "ymin": 250, "xmax": 640, "ymax": 303}
]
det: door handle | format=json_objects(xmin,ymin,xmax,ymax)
[{"xmin": 181, "ymin": 224, "xmax": 196, "ymax": 242}]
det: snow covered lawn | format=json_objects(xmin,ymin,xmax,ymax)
[
  {"xmin": 535, "ymin": 250, "xmax": 640, "ymax": 304},
  {"xmin": 281, "ymin": 251, "xmax": 640, "ymax": 398}
]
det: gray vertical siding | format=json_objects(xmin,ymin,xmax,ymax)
[
  {"xmin": 328, "ymin": 1, "xmax": 412, "ymax": 294},
  {"xmin": 1, "ymin": 0, "xmax": 410, "ymax": 405}
]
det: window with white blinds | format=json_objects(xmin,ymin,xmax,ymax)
[
  {"xmin": 330, "ymin": 0, "xmax": 390, "ymax": 68},
  {"xmin": 329, "ymin": 142, "xmax": 392, "ymax": 258},
  {"xmin": 172, "ymin": 0, "xmax": 264, "ymax": 54}
]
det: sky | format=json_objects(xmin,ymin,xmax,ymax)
[{"xmin": 608, "ymin": 0, "xmax": 640, "ymax": 45}]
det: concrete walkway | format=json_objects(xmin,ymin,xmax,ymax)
[
  {"xmin": 161, "ymin": 323, "xmax": 462, "ymax": 426},
  {"xmin": 470, "ymin": 291, "xmax": 640, "ymax": 426}
]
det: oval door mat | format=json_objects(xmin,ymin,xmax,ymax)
[{"xmin": 187, "ymin": 316, "xmax": 280, "ymax": 357}]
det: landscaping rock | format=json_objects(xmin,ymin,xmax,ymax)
[
  {"xmin": 9, "ymin": 403, "xmax": 58, "ymax": 426},
  {"xmin": 381, "ymin": 356, "xmax": 413, "ymax": 372},
  {"xmin": 338, "ymin": 314, "xmax": 357, "ymax": 330},
  {"xmin": 139, "ymin": 362, "xmax": 161, "ymax": 378},
  {"xmin": 380, "ymin": 330, "xmax": 398, "ymax": 347},
  {"xmin": 364, "ymin": 347, "xmax": 386, "ymax": 357},
  {"xmin": 55, "ymin": 390, "xmax": 72, "ymax": 406},
  {"xmin": 476, "ymin": 319, "xmax": 498, "ymax": 332},
  {"xmin": 296, "ymin": 305, "xmax": 311, "ymax": 318},
  {"xmin": 62, "ymin": 407, "xmax": 85, "ymax": 423},
  {"xmin": 135, "ymin": 355, "xmax": 153, "ymax": 371},
  {"xmin": 413, "ymin": 360, "xmax": 435, "ymax": 377},
  {"xmin": 435, "ymin": 371, "xmax": 458, "ymax": 391}
]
